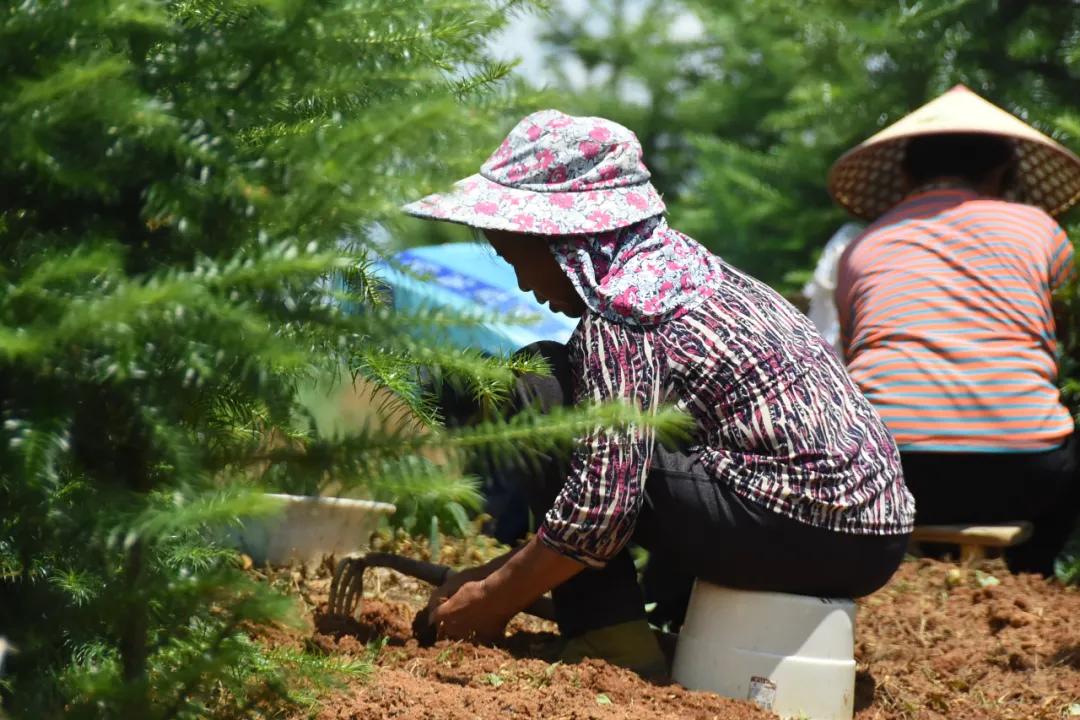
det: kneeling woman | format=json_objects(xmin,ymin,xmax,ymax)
[{"xmin": 405, "ymin": 110, "xmax": 914, "ymax": 675}]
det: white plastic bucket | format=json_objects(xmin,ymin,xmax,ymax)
[
  {"xmin": 231, "ymin": 493, "xmax": 396, "ymax": 567},
  {"xmin": 672, "ymin": 581, "xmax": 856, "ymax": 720}
]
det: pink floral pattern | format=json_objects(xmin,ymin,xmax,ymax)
[
  {"xmin": 551, "ymin": 216, "xmax": 724, "ymax": 327},
  {"xmin": 403, "ymin": 110, "xmax": 666, "ymax": 235}
]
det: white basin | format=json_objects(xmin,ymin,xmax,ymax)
[{"xmin": 232, "ymin": 493, "xmax": 396, "ymax": 566}]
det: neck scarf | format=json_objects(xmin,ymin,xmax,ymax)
[{"xmin": 549, "ymin": 216, "xmax": 725, "ymax": 327}]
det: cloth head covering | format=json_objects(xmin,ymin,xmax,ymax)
[
  {"xmin": 828, "ymin": 84, "xmax": 1080, "ymax": 220},
  {"xmin": 550, "ymin": 215, "xmax": 724, "ymax": 326},
  {"xmin": 403, "ymin": 109, "xmax": 666, "ymax": 234}
]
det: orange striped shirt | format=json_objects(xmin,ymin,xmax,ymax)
[{"xmin": 836, "ymin": 188, "xmax": 1075, "ymax": 452}]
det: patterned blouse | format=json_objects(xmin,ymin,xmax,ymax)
[{"xmin": 537, "ymin": 260, "xmax": 915, "ymax": 568}]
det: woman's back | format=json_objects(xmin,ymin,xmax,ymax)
[
  {"xmin": 837, "ymin": 188, "xmax": 1074, "ymax": 452},
  {"xmin": 579, "ymin": 253, "xmax": 913, "ymax": 536}
]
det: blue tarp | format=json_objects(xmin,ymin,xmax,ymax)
[{"xmin": 375, "ymin": 243, "xmax": 578, "ymax": 355}]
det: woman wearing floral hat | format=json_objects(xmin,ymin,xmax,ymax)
[{"xmin": 407, "ymin": 109, "xmax": 914, "ymax": 676}]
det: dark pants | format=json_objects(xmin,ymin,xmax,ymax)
[
  {"xmin": 508, "ymin": 342, "xmax": 910, "ymax": 637},
  {"xmin": 901, "ymin": 438, "xmax": 1080, "ymax": 576}
]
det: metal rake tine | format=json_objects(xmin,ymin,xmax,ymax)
[
  {"xmin": 330, "ymin": 557, "xmax": 362, "ymax": 616},
  {"xmin": 341, "ymin": 558, "xmax": 367, "ymax": 617},
  {"xmin": 329, "ymin": 557, "xmax": 350, "ymax": 615}
]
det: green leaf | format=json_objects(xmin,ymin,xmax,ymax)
[{"xmin": 446, "ymin": 502, "xmax": 472, "ymax": 537}]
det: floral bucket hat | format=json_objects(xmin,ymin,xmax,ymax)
[{"xmin": 403, "ymin": 109, "xmax": 666, "ymax": 235}]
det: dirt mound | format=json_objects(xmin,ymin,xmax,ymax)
[
  {"xmin": 313, "ymin": 600, "xmax": 416, "ymax": 651},
  {"xmin": 277, "ymin": 558, "xmax": 1079, "ymax": 719},
  {"xmin": 311, "ymin": 600, "xmax": 773, "ymax": 720}
]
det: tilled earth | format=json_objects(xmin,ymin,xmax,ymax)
[{"xmin": 273, "ymin": 552, "xmax": 1079, "ymax": 719}]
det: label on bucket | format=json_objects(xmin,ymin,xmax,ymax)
[{"xmin": 747, "ymin": 676, "xmax": 777, "ymax": 710}]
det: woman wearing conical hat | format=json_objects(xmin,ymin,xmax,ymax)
[
  {"xmin": 831, "ymin": 85, "xmax": 1080, "ymax": 576},
  {"xmin": 403, "ymin": 109, "xmax": 914, "ymax": 674}
]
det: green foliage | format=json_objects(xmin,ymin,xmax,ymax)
[
  {"xmin": 1055, "ymin": 525, "xmax": 1080, "ymax": 585},
  {"xmin": 540, "ymin": 0, "xmax": 1080, "ymax": 292},
  {"xmin": 1, "ymin": 0, "xmax": 683, "ymax": 716},
  {"xmin": 1, "ymin": 1, "xmax": 692, "ymax": 712}
]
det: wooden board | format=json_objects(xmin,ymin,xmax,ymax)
[{"xmin": 911, "ymin": 522, "xmax": 1033, "ymax": 548}]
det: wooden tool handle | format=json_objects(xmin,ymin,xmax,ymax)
[{"xmin": 361, "ymin": 552, "xmax": 453, "ymax": 586}]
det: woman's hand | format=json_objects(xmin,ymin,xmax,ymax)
[
  {"xmin": 414, "ymin": 548, "xmax": 521, "ymax": 644},
  {"xmin": 419, "ymin": 563, "xmax": 490, "ymax": 625},
  {"xmin": 429, "ymin": 579, "xmax": 510, "ymax": 644},
  {"xmin": 415, "ymin": 537, "xmax": 585, "ymax": 646}
]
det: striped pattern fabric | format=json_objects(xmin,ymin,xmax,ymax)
[
  {"xmin": 837, "ymin": 188, "xmax": 1075, "ymax": 453},
  {"xmin": 538, "ymin": 260, "xmax": 914, "ymax": 568}
]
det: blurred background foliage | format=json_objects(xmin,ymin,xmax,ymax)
[
  {"xmin": 0, "ymin": 0, "xmax": 680, "ymax": 716},
  {"xmin": 538, "ymin": 0, "xmax": 1080, "ymax": 293}
]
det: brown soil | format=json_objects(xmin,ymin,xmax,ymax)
[
  {"xmin": 853, "ymin": 560, "xmax": 1079, "ymax": 719},
  {"xmin": 310, "ymin": 598, "xmax": 772, "ymax": 720},
  {"xmin": 273, "ymin": 557, "xmax": 1079, "ymax": 719}
]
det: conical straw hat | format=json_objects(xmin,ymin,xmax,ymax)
[{"xmin": 828, "ymin": 84, "xmax": 1080, "ymax": 219}]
